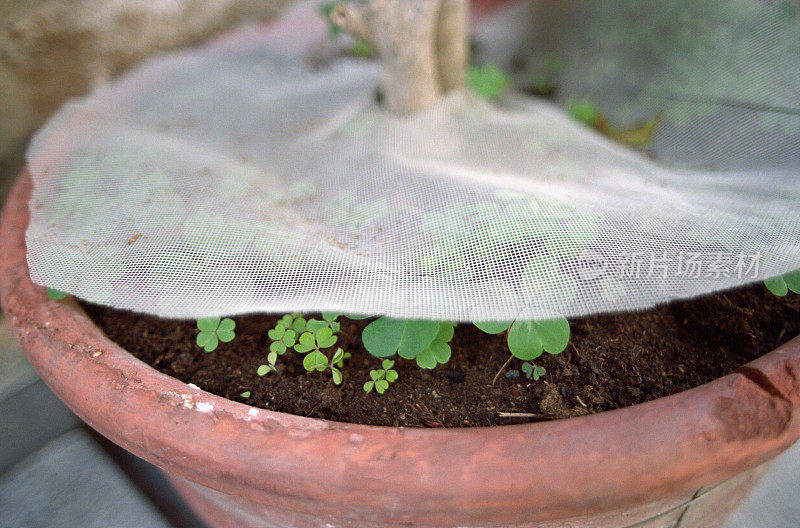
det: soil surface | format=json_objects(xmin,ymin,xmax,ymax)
[{"xmin": 83, "ymin": 284, "xmax": 800, "ymax": 428}]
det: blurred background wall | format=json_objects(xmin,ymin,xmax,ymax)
[{"xmin": 0, "ymin": 0, "xmax": 290, "ymax": 203}]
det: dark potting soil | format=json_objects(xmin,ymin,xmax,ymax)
[{"xmin": 82, "ymin": 284, "xmax": 800, "ymax": 428}]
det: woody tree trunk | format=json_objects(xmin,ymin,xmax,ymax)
[{"xmin": 330, "ymin": 0, "xmax": 469, "ymax": 115}]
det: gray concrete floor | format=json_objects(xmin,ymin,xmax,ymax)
[{"xmin": 0, "ymin": 324, "xmax": 207, "ymax": 528}]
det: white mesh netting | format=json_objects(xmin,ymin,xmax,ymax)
[{"xmin": 24, "ymin": 1, "xmax": 800, "ymax": 320}]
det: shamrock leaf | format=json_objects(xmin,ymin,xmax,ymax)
[
  {"xmin": 362, "ymin": 318, "xmax": 440, "ymax": 359},
  {"xmin": 521, "ymin": 362, "xmax": 547, "ymax": 381},
  {"xmin": 303, "ymin": 350, "xmax": 329, "ymax": 372},
  {"xmin": 217, "ymin": 318, "xmax": 236, "ymax": 342},
  {"xmin": 294, "ymin": 332, "xmax": 316, "ymax": 353},
  {"xmin": 270, "ymin": 341, "xmax": 287, "ymax": 354},
  {"xmin": 268, "ymin": 322, "xmax": 297, "ymax": 355},
  {"xmin": 316, "ymin": 327, "xmax": 338, "ymax": 348},
  {"xmin": 196, "ymin": 317, "xmax": 236, "ymax": 352},
  {"xmin": 363, "ymin": 359, "xmax": 399, "ymax": 394},
  {"xmin": 507, "ymin": 318, "xmax": 569, "ymax": 361},
  {"xmin": 407, "ymin": 323, "xmax": 455, "ymax": 369},
  {"xmin": 306, "ymin": 319, "xmax": 329, "ymax": 334}
]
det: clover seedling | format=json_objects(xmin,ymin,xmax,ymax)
[
  {"xmin": 349, "ymin": 39, "xmax": 375, "ymax": 58},
  {"xmin": 294, "ymin": 326, "xmax": 344, "ymax": 385},
  {"xmin": 303, "ymin": 347, "xmax": 345, "ymax": 385},
  {"xmin": 46, "ymin": 287, "xmax": 69, "ymax": 300},
  {"xmin": 364, "ymin": 359, "xmax": 398, "ymax": 394},
  {"xmin": 568, "ymin": 99, "xmax": 602, "ymax": 127},
  {"xmin": 361, "ymin": 318, "xmax": 455, "ymax": 369},
  {"xmin": 321, "ymin": 312, "xmax": 342, "ymax": 333},
  {"xmin": 320, "ymin": 2, "xmax": 341, "ymax": 37},
  {"xmin": 257, "ymin": 351, "xmax": 279, "ymax": 377},
  {"xmin": 765, "ymin": 269, "xmax": 800, "ymax": 297},
  {"xmin": 475, "ymin": 317, "xmax": 570, "ymax": 361},
  {"xmin": 467, "ymin": 64, "xmax": 511, "ymax": 99},
  {"xmin": 521, "ymin": 362, "xmax": 546, "ymax": 381},
  {"xmin": 196, "ymin": 317, "xmax": 236, "ymax": 352},
  {"xmin": 295, "ymin": 326, "xmax": 338, "ymax": 353}
]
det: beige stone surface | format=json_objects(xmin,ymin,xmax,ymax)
[{"xmin": 0, "ymin": 0, "xmax": 291, "ymax": 166}]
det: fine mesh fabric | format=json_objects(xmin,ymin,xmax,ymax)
[{"xmin": 24, "ymin": 0, "xmax": 800, "ymax": 320}]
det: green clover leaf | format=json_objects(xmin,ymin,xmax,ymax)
[
  {"xmin": 766, "ymin": 270, "xmax": 800, "ymax": 297},
  {"xmin": 316, "ymin": 327, "xmax": 338, "ymax": 348},
  {"xmin": 217, "ymin": 318, "xmax": 236, "ymax": 342},
  {"xmin": 507, "ymin": 318, "xmax": 569, "ymax": 361},
  {"xmin": 362, "ymin": 318, "xmax": 440, "ymax": 359},
  {"xmin": 474, "ymin": 320, "xmax": 513, "ymax": 334},
  {"xmin": 303, "ymin": 350, "xmax": 329, "ymax": 372},
  {"xmin": 46, "ymin": 287, "xmax": 69, "ymax": 300},
  {"xmin": 196, "ymin": 317, "xmax": 236, "ymax": 352},
  {"xmin": 363, "ymin": 359, "xmax": 399, "ymax": 394},
  {"xmin": 294, "ymin": 332, "xmax": 316, "ymax": 353},
  {"xmin": 402, "ymin": 322, "xmax": 455, "ymax": 369},
  {"xmin": 521, "ymin": 362, "xmax": 547, "ymax": 381},
  {"xmin": 331, "ymin": 367, "xmax": 343, "ymax": 385}
]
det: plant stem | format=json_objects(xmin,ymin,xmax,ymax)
[
  {"xmin": 491, "ymin": 354, "xmax": 514, "ymax": 385},
  {"xmin": 331, "ymin": 0, "xmax": 468, "ymax": 114}
]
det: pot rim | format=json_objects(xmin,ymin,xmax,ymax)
[{"xmin": 3, "ymin": 171, "xmax": 800, "ymax": 525}]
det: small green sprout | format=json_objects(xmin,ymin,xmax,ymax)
[
  {"xmin": 46, "ymin": 287, "xmax": 69, "ymax": 300},
  {"xmin": 303, "ymin": 347, "xmax": 345, "ymax": 385},
  {"xmin": 268, "ymin": 319, "xmax": 299, "ymax": 355},
  {"xmin": 319, "ymin": 2, "xmax": 341, "ymax": 37},
  {"xmin": 294, "ymin": 326, "xmax": 338, "ymax": 353},
  {"xmin": 568, "ymin": 99, "xmax": 602, "ymax": 127},
  {"xmin": 279, "ymin": 313, "xmax": 308, "ymax": 333},
  {"xmin": 322, "ymin": 312, "xmax": 342, "ymax": 331},
  {"xmin": 361, "ymin": 318, "xmax": 455, "ymax": 369},
  {"xmin": 293, "ymin": 326, "xmax": 344, "ymax": 385},
  {"xmin": 765, "ymin": 270, "xmax": 800, "ymax": 297},
  {"xmin": 196, "ymin": 317, "xmax": 236, "ymax": 352},
  {"xmin": 257, "ymin": 350, "xmax": 279, "ymax": 377},
  {"xmin": 349, "ymin": 39, "xmax": 375, "ymax": 58},
  {"xmin": 476, "ymin": 317, "xmax": 569, "ymax": 384},
  {"xmin": 364, "ymin": 359, "xmax": 398, "ymax": 394},
  {"xmin": 567, "ymin": 99, "xmax": 660, "ymax": 147},
  {"xmin": 521, "ymin": 362, "xmax": 546, "ymax": 381},
  {"xmin": 467, "ymin": 64, "xmax": 511, "ymax": 99},
  {"xmin": 240, "ymin": 391, "xmax": 251, "ymax": 399}
]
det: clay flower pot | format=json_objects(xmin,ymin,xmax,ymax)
[{"xmin": 3, "ymin": 170, "xmax": 800, "ymax": 528}]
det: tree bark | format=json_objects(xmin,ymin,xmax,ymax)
[
  {"xmin": 331, "ymin": 0, "xmax": 469, "ymax": 115},
  {"xmin": 436, "ymin": 0, "xmax": 469, "ymax": 93}
]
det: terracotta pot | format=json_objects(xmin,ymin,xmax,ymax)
[{"xmin": 3, "ymin": 171, "xmax": 800, "ymax": 528}]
